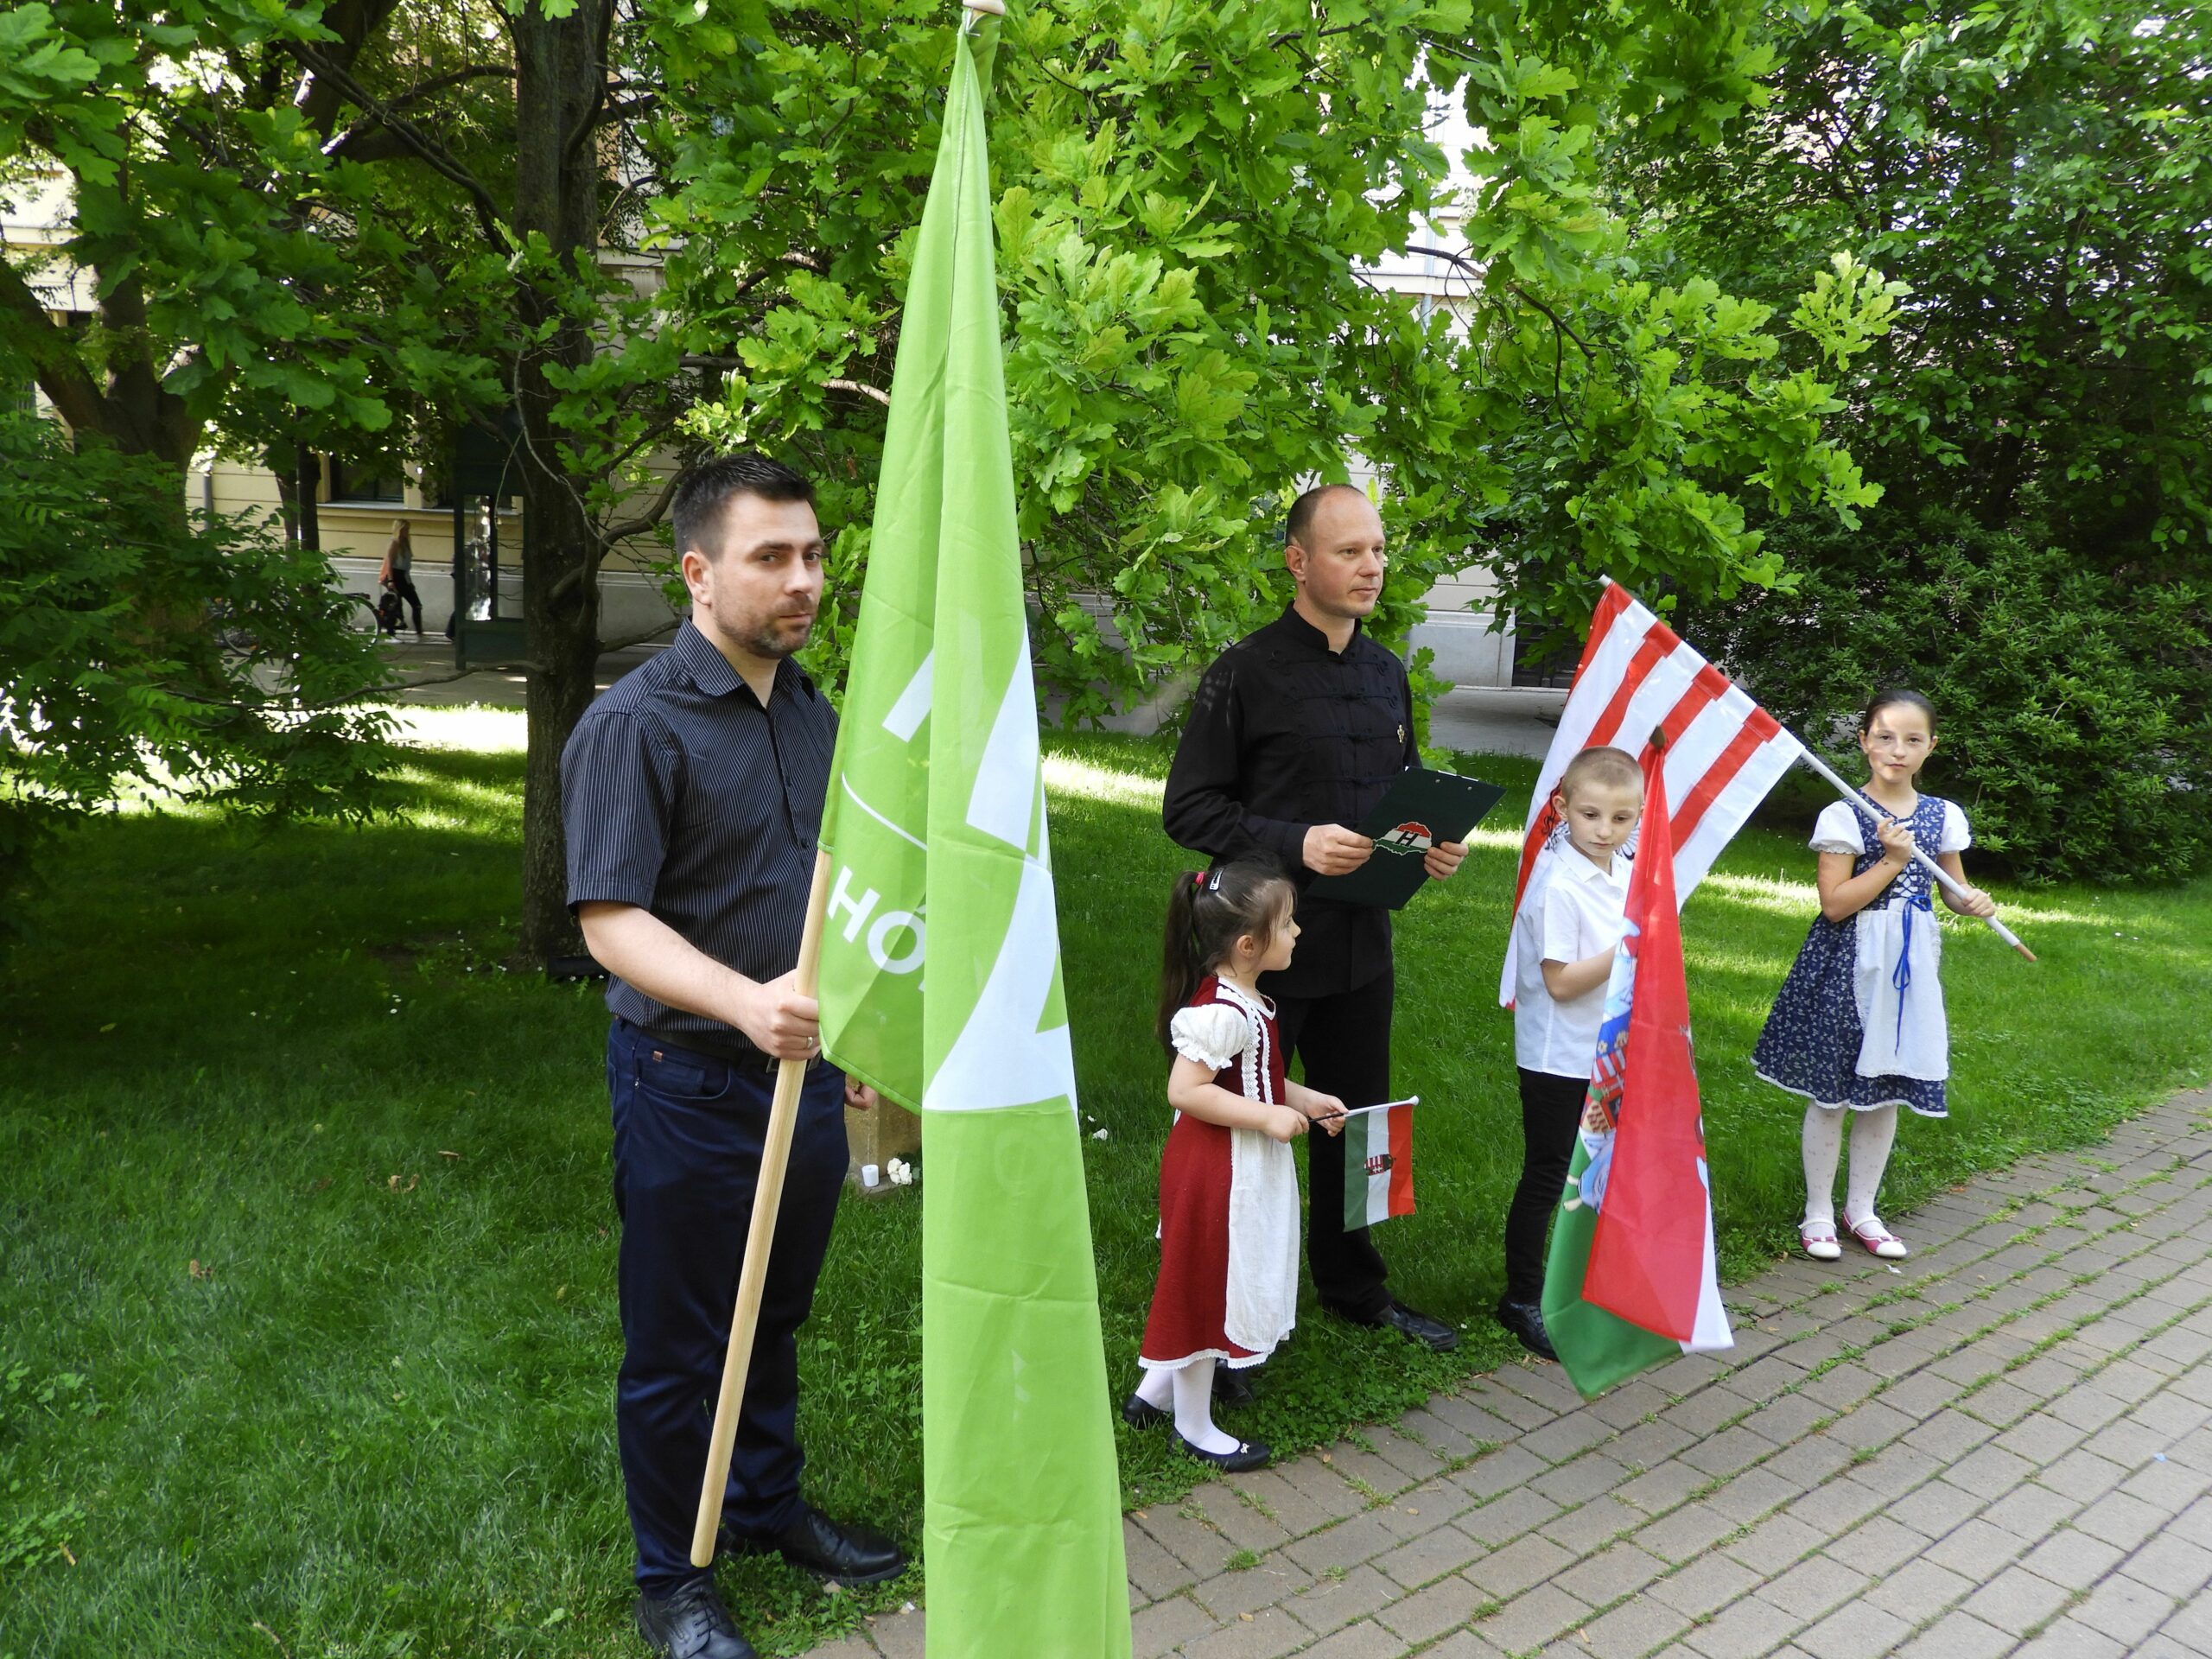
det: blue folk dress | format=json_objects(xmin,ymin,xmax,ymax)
[{"xmin": 1751, "ymin": 794, "xmax": 1970, "ymax": 1119}]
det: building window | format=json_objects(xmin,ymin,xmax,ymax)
[{"xmin": 327, "ymin": 458, "xmax": 404, "ymax": 504}]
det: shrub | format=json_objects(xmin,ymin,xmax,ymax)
[
  {"xmin": 1676, "ymin": 510, "xmax": 2211, "ymax": 885},
  {"xmin": 0, "ymin": 413, "xmax": 396, "ymax": 922}
]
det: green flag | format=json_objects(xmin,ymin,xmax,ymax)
[{"xmin": 815, "ymin": 26, "xmax": 1130, "ymax": 1657}]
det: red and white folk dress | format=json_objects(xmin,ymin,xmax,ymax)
[{"xmin": 1137, "ymin": 976, "xmax": 1301, "ymax": 1372}]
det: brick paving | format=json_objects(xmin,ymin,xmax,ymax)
[{"xmin": 817, "ymin": 1088, "xmax": 2212, "ymax": 1658}]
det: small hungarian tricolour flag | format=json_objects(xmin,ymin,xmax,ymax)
[
  {"xmin": 1541, "ymin": 749, "xmax": 1733, "ymax": 1397},
  {"xmin": 1343, "ymin": 1099, "xmax": 1416, "ymax": 1230}
]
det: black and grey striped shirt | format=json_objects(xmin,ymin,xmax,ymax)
[{"xmin": 562, "ymin": 619, "xmax": 836, "ymax": 1054}]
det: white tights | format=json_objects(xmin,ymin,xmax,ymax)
[
  {"xmin": 1802, "ymin": 1103, "xmax": 1898, "ymax": 1230},
  {"xmin": 1134, "ymin": 1357, "xmax": 1239, "ymax": 1454}
]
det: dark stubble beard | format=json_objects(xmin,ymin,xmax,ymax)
[{"xmin": 717, "ymin": 604, "xmax": 815, "ymax": 662}]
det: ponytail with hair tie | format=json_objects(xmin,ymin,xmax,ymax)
[{"xmin": 1156, "ymin": 856, "xmax": 1296, "ymax": 1052}]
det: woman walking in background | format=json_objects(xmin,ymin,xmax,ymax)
[{"xmin": 378, "ymin": 518, "xmax": 425, "ymax": 639}]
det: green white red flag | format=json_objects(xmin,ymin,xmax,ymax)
[
  {"xmin": 810, "ymin": 26, "xmax": 1129, "ymax": 1656},
  {"xmin": 1341, "ymin": 1099, "xmax": 1415, "ymax": 1230},
  {"xmin": 1541, "ymin": 747, "xmax": 1733, "ymax": 1397}
]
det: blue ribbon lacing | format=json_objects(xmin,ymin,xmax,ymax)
[{"xmin": 1890, "ymin": 888, "xmax": 1932, "ymax": 1046}]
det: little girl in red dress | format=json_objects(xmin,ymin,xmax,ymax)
[{"xmin": 1124, "ymin": 858, "xmax": 1346, "ymax": 1471}]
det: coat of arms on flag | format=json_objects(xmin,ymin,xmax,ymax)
[{"xmin": 1342, "ymin": 1098, "xmax": 1416, "ymax": 1230}]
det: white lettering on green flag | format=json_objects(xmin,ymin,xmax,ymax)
[{"xmin": 813, "ymin": 25, "xmax": 1129, "ymax": 1656}]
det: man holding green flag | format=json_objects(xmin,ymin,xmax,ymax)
[{"xmin": 814, "ymin": 13, "xmax": 1132, "ymax": 1656}]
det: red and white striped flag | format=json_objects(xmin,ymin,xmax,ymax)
[{"xmin": 1499, "ymin": 581, "xmax": 1805, "ymax": 1007}]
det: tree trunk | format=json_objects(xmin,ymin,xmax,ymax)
[
  {"xmin": 296, "ymin": 443, "xmax": 321, "ymax": 551},
  {"xmin": 511, "ymin": 0, "xmax": 611, "ymax": 969}
]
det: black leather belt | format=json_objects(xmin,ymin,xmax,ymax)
[{"xmin": 618, "ymin": 1018, "xmax": 820, "ymax": 1073}]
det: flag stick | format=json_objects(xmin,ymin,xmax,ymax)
[
  {"xmin": 1331, "ymin": 1096, "xmax": 1419, "ymax": 1119},
  {"xmin": 690, "ymin": 848, "xmax": 835, "ymax": 1568},
  {"xmin": 1791, "ymin": 747, "xmax": 2036, "ymax": 963}
]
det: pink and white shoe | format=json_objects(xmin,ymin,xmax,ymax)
[
  {"xmin": 1801, "ymin": 1221, "xmax": 1842, "ymax": 1262},
  {"xmin": 1847, "ymin": 1216, "xmax": 1909, "ymax": 1260}
]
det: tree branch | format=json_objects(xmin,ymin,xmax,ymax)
[
  {"xmin": 323, "ymin": 64, "xmax": 516, "ymax": 159},
  {"xmin": 286, "ymin": 41, "xmax": 509, "ymax": 246},
  {"xmin": 0, "ymin": 259, "xmax": 108, "ymax": 436},
  {"xmin": 825, "ymin": 377, "xmax": 892, "ymax": 406},
  {"xmin": 601, "ymin": 468, "xmax": 683, "ymax": 545},
  {"xmin": 1268, "ymin": 22, "xmax": 1359, "ymax": 48}
]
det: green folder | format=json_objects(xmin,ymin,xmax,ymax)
[{"xmin": 1306, "ymin": 766, "xmax": 1507, "ymax": 910}]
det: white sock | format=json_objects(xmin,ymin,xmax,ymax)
[
  {"xmin": 1170, "ymin": 1359, "xmax": 1237, "ymax": 1454},
  {"xmin": 1135, "ymin": 1366, "xmax": 1172, "ymax": 1409},
  {"xmin": 1844, "ymin": 1105, "xmax": 1899, "ymax": 1229},
  {"xmin": 1802, "ymin": 1104, "xmax": 1844, "ymax": 1228}
]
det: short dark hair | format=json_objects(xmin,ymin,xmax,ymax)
[
  {"xmin": 671, "ymin": 453, "xmax": 815, "ymax": 561},
  {"xmin": 1284, "ymin": 482, "xmax": 1369, "ymax": 548}
]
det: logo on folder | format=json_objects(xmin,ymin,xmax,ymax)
[{"xmin": 1375, "ymin": 820, "xmax": 1433, "ymax": 857}]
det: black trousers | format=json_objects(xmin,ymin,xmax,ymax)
[
  {"xmin": 387, "ymin": 572, "xmax": 423, "ymax": 633},
  {"xmin": 1505, "ymin": 1066, "xmax": 1586, "ymax": 1303},
  {"xmin": 1270, "ymin": 966, "xmax": 1395, "ymax": 1320},
  {"xmin": 607, "ymin": 1019, "xmax": 849, "ymax": 1593}
]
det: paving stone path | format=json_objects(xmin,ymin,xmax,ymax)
[{"xmin": 819, "ymin": 1087, "xmax": 2212, "ymax": 1659}]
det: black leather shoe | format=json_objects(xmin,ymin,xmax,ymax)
[
  {"xmin": 1378, "ymin": 1300, "xmax": 1459, "ymax": 1351},
  {"xmin": 1327, "ymin": 1298, "xmax": 1461, "ymax": 1352},
  {"xmin": 1122, "ymin": 1392, "xmax": 1167, "ymax": 1428},
  {"xmin": 635, "ymin": 1577, "xmax": 757, "ymax": 1659},
  {"xmin": 1172, "ymin": 1431, "xmax": 1272, "ymax": 1472},
  {"xmin": 1496, "ymin": 1297, "xmax": 1557, "ymax": 1361},
  {"xmin": 1214, "ymin": 1365, "xmax": 1256, "ymax": 1408},
  {"xmin": 764, "ymin": 1504, "xmax": 906, "ymax": 1585}
]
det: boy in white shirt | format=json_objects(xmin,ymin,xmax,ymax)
[{"xmin": 1500, "ymin": 746, "xmax": 1644, "ymax": 1359}]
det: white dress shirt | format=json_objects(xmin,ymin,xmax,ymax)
[{"xmin": 1512, "ymin": 843, "xmax": 1632, "ymax": 1077}]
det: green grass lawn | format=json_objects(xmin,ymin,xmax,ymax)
[{"xmin": 5, "ymin": 712, "xmax": 2209, "ymax": 1657}]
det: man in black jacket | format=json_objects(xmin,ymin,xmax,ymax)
[{"xmin": 1163, "ymin": 482, "xmax": 1465, "ymax": 1351}]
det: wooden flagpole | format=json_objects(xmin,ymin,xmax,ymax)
[
  {"xmin": 1792, "ymin": 747, "xmax": 2036, "ymax": 963},
  {"xmin": 690, "ymin": 848, "xmax": 836, "ymax": 1567}
]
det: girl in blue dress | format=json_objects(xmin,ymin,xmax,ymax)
[{"xmin": 1752, "ymin": 690, "xmax": 1999, "ymax": 1262}]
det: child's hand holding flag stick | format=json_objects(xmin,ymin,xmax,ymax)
[
  {"xmin": 1325, "ymin": 1095, "xmax": 1418, "ymax": 1120},
  {"xmin": 1791, "ymin": 748, "xmax": 2036, "ymax": 962}
]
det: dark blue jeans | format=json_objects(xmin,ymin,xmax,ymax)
[{"xmin": 607, "ymin": 1019, "xmax": 849, "ymax": 1593}]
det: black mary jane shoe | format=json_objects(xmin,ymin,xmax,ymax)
[
  {"xmin": 738, "ymin": 1504, "xmax": 906, "ymax": 1586},
  {"xmin": 1495, "ymin": 1297, "xmax": 1558, "ymax": 1361},
  {"xmin": 1172, "ymin": 1431, "xmax": 1272, "ymax": 1472},
  {"xmin": 1123, "ymin": 1366, "xmax": 1257, "ymax": 1429},
  {"xmin": 635, "ymin": 1577, "xmax": 758, "ymax": 1659}
]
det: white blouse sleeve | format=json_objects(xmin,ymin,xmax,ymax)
[
  {"xmin": 1809, "ymin": 801, "xmax": 1866, "ymax": 856},
  {"xmin": 1939, "ymin": 801, "xmax": 1971, "ymax": 854},
  {"xmin": 1169, "ymin": 1005, "xmax": 1250, "ymax": 1071}
]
